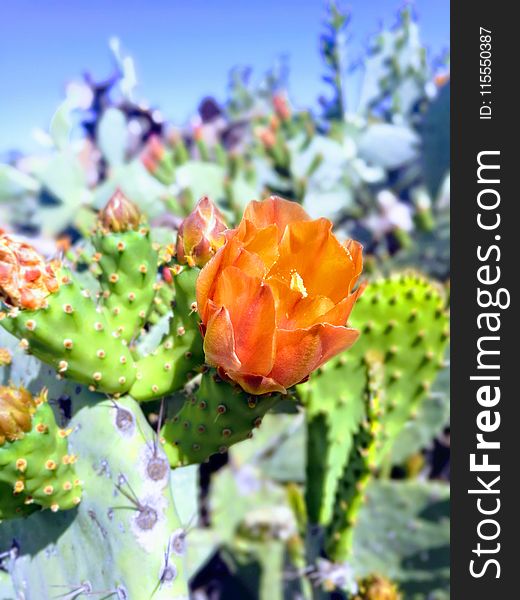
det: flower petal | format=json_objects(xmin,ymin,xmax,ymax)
[
  {"xmin": 213, "ymin": 266, "xmax": 276, "ymax": 375},
  {"xmin": 319, "ymin": 282, "xmax": 366, "ymax": 327},
  {"xmin": 241, "ymin": 223, "xmax": 279, "ymax": 270},
  {"xmin": 197, "ymin": 235, "xmax": 265, "ymax": 322},
  {"xmin": 225, "ymin": 371, "xmax": 287, "ymax": 395},
  {"xmin": 203, "ymin": 305, "xmax": 242, "ymax": 372},
  {"xmin": 344, "ymin": 239, "xmax": 364, "ymax": 292},
  {"xmin": 269, "ymin": 324, "xmax": 360, "ymax": 389},
  {"xmin": 244, "ymin": 196, "xmax": 310, "ymax": 240},
  {"xmin": 269, "ymin": 219, "xmax": 360, "ymax": 304}
]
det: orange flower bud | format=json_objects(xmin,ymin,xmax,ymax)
[
  {"xmin": 141, "ymin": 135, "xmax": 166, "ymax": 174},
  {"xmin": 273, "ymin": 93, "xmax": 291, "ymax": 121},
  {"xmin": 196, "ymin": 196, "xmax": 364, "ymax": 395},
  {"xmin": 99, "ymin": 189, "xmax": 142, "ymax": 233},
  {"xmin": 0, "ymin": 385, "xmax": 36, "ymax": 446},
  {"xmin": 176, "ymin": 196, "xmax": 228, "ymax": 268},
  {"xmin": 255, "ymin": 126, "xmax": 277, "ymax": 149},
  {"xmin": 0, "ymin": 235, "xmax": 60, "ymax": 310}
]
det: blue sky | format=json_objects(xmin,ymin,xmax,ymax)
[{"xmin": 0, "ymin": 0, "xmax": 449, "ymax": 153}]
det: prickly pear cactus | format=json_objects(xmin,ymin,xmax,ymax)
[
  {"xmin": 0, "ymin": 269, "xmax": 137, "ymax": 394},
  {"xmin": 303, "ymin": 272, "xmax": 449, "ymax": 553},
  {"xmin": 130, "ymin": 267, "xmax": 204, "ymax": 402},
  {"xmin": 92, "ymin": 191, "xmax": 159, "ymax": 342},
  {"xmin": 0, "ymin": 386, "xmax": 81, "ymax": 518},
  {"xmin": 161, "ymin": 369, "xmax": 283, "ymax": 467},
  {"xmin": 324, "ymin": 358, "xmax": 382, "ymax": 561},
  {"xmin": 0, "ymin": 387, "xmax": 189, "ymax": 600}
]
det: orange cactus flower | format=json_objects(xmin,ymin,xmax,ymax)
[
  {"xmin": 196, "ymin": 196, "xmax": 364, "ymax": 395},
  {"xmin": 176, "ymin": 196, "xmax": 228, "ymax": 268},
  {"xmin": 0, "ymin": 235, "xmax": 60, "ymax": 310}
]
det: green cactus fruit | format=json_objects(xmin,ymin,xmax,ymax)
[
  {"xmin": 161, "ymin": 369, "xmax": 282, "ymax": 467},
  {"xmin": 0, "ymin": 387, "xmax": 82, "ymax": 517},
  {"xmin": 303, "ymin": 273, "xmax": 449, "ymax": 527},
  {"xmin": 130, "ymin": 267, "xmax": 204, "ymax": 402},
  {"xmin": 325, "ymin": 358, "xmax": 382, "ymax": 561},
  {"xmin": 93, "ymin": 191, "xmax": 159, "ymax": 342},
  {"xmin": 1, "ymin": 271, "xmax": 136, "ymax": 394}
]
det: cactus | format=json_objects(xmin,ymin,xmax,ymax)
[
  {"xmin": 130, "ymin": 266, "xmax": 205, "ymax": 402},
  {"xmin": 302, "ymin": 272, "xmax": 449, "ymax": 577},
  {"xmin": 1, "ymin": 267, "xmax": 137, "ymax": 394},
  {"xmin": 92, "ymin": 190, "xmax": 159, "ymax": 343},
  {"xmin": 324, "ymin": 358, "xmax": 382, "ymax": 562},
  {"xmin": 351, "ymin": 480, "xmax": 450, "ymax": 599},
  {"xmin": 0, "ymin": 385, "xmax": 189, "ymax": 599},
  {"xmin": 0, "ymin": 386, "xmax": 81, "ymax": 518},
  {"xmin": 161, "ymin": 369, "xmax": 283, "ymax": 467}
]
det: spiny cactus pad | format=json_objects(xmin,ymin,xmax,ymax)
[
  {"xmin": 349, "ymin": 273, "xmax": 449, "ymax": 462},
  {"xmin": 325, "ymin": 359, "xmax": 382, "ymax": 561},
  {"xmin": 0, "ymin": 271, "xmax": 136, "ymax": 394},
  {"xmin": 161, "ymin": 369, "xmax": 283, "ymax": 467},
  {"xmin": 93, "ymin": 226, "xmax": 158, "ymax": 342},
  {"xmin": 303, "ymin": 273, "xmax": 449, "ymax": 527},
  {"xmin": 0, "ymin": 388, "xmax": 81, "ymax": 517},
  {"xmin": 0, "ymin": 390, "xmax": 189, "ymax": 600},
  {"xmin": 130, "ymin": 267, "xmax": 204, "ymax": 402}
]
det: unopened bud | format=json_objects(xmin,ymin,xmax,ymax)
[
  {"xmin": 176, "ymin": 196, "xmax": 227, "ymax": 267},
  {"xmin": 0, "ymin": 386, "xmax": 36, "ymax": 446},
  {"xmin": 99, "ymin": 190, "xmax": 142, "ymax": 233}
]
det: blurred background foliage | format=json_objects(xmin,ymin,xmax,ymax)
[{"xmin": 0, "ymin": 2, "xmax": 449, "ymax": 598}]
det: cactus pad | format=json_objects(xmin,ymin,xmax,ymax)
[
  {"xmin": 93, "ymin": 225, "xmax": 158, "ymax": 343},
  {"xmin": 1, "ymin": 271, "xmax": 136, "ymax": 394},
  {"xmin": 161, "ymin": 369, "xmax": 283, "ymax": 467},
  {"xmin": 130, "ymin": 267, "xmax": 204, "ymax": 402},
  {"xmin": 0, "ymin": 387, "xmax": 82, "ymax": 517}
]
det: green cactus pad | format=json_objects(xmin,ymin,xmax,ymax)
[
  {"xmin": 147, "ymin": 276, "xmax": 175, "ymax": 325},
  {"xmin": 130, "ymin": 267, "xmax": 204, "ymax": 402},
  {"xmin": 161, "ymin": 369, "xmax": 283, "ymax": 467},
  {"xmin": 0, "ymin": 272, "xmax": 136, "ymax": 394},
  {"xmin": 0, "ymin": 395, "xmax": 82, "ymax": 517},
  {"xmin": 349, "ymin": 273, "xmax": 449, "ymax": 462},
  {"xmin": 303, "ymin": 273, "xmax": 449, "ymax": 527},
  {"xmin": 0, "ymin": 390, "xmax": 189, "ymax": 599},
  {"xmin": 324, "ymin": 359, "xmax": 382, "ymax": 561},
  {"xmin": 93, "ymin": 227, "xmax": 159, "ymax": 342}
]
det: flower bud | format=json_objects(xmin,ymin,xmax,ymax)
[
  {"xmin": 0, "ymin": 235, "xmax": 60, "ymax": 310},
  {"xmin": 0, "ymin": 386, "xmax": 36, "ymax": 446},
  {"xmin": 176, "ymin": 196, "xmax": 227, "ymax": 267},
  {"xmin": 141, "ymin": 135, "xmax": 166, "ymax": 174},
  {"xmin": 273, "ymin": 93, "xmax": 291, "ymax": 121},
  {"xmin": 99, "ymin": 189, "xmax": 142, "ymax": 233},
  {"xmin": 355, "ymin": 575, "xmax": 401, "ymax": 600}
]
